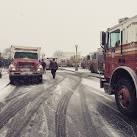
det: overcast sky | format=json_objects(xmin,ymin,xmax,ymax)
[{"xmin": 0, "ymin": 0, "xmax": 137, "ymax": 56}]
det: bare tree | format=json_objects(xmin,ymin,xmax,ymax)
[
  {"xmin": 2, "ymin": 48, "xmax": 11, "ymax": 59},
  {"xmin": 53, "ymin": 50, "xmax": 64, "ymax": 59}
]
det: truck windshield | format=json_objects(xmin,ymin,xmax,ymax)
[{"xmin": 14, "ymin": 52, "xmax": 38, "ymax": 59}]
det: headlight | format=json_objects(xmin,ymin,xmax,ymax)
[
  {"xmin": 37, "ymin": 65, "xmax": 43, "ymax": 72},
  {"xmin": 9, "ymin": 64, "xmax": 16, "ymax": 71},
  {"xmin": 38, "ymin": 65, "xmax": 43, "ymax": 69},
  {"xmin": 37, "ymin": 68, "xmax": 41, "ymax": 72}
]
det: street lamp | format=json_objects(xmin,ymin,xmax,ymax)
[{"xmin": 75, "ymin": 45, "xmax": 78, "ymax": 71}]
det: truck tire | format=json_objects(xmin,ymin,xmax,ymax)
[
  {"xmin": 38, "ymin": 75, "xmax": 43, "ymax": 83},
  {"xmin": 115, "ymin": 79, "xmax": 137, "ymax": 117},
  {"xmin": 90, "ymin": 65, "xmax": 94, "ymax": 73},
  {"xmin": 9, "ymin": 76, "xmax": 15, "ymax": 85}
]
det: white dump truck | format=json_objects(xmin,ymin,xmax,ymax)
[{"xmin": 9, "ymin": 45, "xmax": 43, "ymax": 84}]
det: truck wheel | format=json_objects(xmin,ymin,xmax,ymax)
[
  {"xmin": 115, "ymin": 79, "xmax": 137, "ymax": 117},
  {"xmin": 90, "ymin": 65, "xmax": 94, "ymax": 73},
  {"xmin": 38, "ymin": 75, "xmax": 43, "ymax": 83},
  {"xmin": 9, "ymin": 76, "xmax": 15, "ymax": 85}
]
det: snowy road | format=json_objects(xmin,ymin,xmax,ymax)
[{"xmin": 0, "ymin": 71, "xmax": 137, "ymax": 137}]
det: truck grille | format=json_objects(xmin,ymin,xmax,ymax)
[{"xmin": 17, "ymin": 62, "xmax": 36, "ymax": 71}]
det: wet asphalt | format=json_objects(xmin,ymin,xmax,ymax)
[{"xmin": 0, "ymin": 71, "xmax": 137, "ymax": 137}]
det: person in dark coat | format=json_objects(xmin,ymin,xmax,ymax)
[
  {"xmin": 41, "ymin": 59, "xmax": 46, "ymax": 73},
  {"xmin": 50, "ymin": 59, "xmax": 58, "ymax": 79}
]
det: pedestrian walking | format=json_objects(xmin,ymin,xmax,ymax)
[
  {"xmin": 49, "ymin": 59, "xmax": 58, "ymax": 79},
  {"xmin": 41, "ymin": 59, "xmax": 46, "ymax": 74}
]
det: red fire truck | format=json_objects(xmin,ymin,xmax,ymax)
[
  {"xmin": 100, "ymin": 16, "xmax": 137, "ymax": 117},
  {"xmin": 9, "ymin": 46, "xmax": 43, "ymax": 84}
]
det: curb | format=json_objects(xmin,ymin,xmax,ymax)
[{"xmin": 60, "ymin": 68, "xmax": 103, "ymax": 79}]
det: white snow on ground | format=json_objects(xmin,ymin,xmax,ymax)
[
  {"xmin": 61, "ymin": 67, "xmax": 90, "ymax": 73},
  {"xmin": 0, "ymin": 69, "xmax": 9, "ymax": 89},
  {"xmin": 0, "ymin": 75, "xmax": 9, "ymax": 89},
  {"xmin": 0, "ymin": 69, "xmax": 16, "ymax": 103},
  {"xmin": 82, "ymin": 78, "xmax": 125, "ymax": 137},
  {"xmin": 82, "ymin": 78, "xmax": 102, "ymax": 91},
  {"xmin": 81, "ymin": 78, "xmax": 113, "ymax": 101},
  {"xmin": 39, "ymin": 105, "xmax": 49, "ymax": 136},
  {"xmin": 1, "ymin": 68, "xmax": 8, "ymax": 75},
  {"xmin": 88, "ymin": 105, "xmax": 123, "ymax": 137},
  {"xmin": 61, "ymin": 67, "xmax": 103, "ymax": 78},
  {"xmin": 0, "ymin": 85, "xmax": 15, "ymax": 102}
]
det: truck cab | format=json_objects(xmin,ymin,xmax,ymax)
[
  {"xmin": 9, "ymin": 46, "xmax": 43, "ymax": 84},
  {"xmin": 100, "ymin": 16, "xmax": 137, "ymax": 117}
]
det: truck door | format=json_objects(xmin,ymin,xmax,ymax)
[{"xmin": 105, "ymin": 29, "xmax": 120, "ymax": 78}]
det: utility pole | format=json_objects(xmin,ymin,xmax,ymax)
[{"xmin": 75, "ymin": 45, "xmax": 78, "ymax": 71}]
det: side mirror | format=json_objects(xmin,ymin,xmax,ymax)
[
  {"xmin": 100, "ymin": 31, "xmax": 106, "ymax": 49},
  {"xmin": 87, "ymin": 55, "xmax": 90, "ymax": 60}
]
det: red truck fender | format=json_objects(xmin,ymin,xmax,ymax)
[{"xmin": 110, "ymin": 66, "xmax": 137, "ymax": 97}]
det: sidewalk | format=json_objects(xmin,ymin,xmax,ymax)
[
  {"xmin": 0, "ymin": 68, "xmax": 9, "ymax": 89},
  {"xmin": 60, "ymin": 67, "xmax": 104, "ymax": 79},
  {"xmin": 1, "ymin": 68, "xmax": 8, "ymax": 75},
  {"xmin": 60, "ymin": 67, "xmax": 89, "ymax": 72}
]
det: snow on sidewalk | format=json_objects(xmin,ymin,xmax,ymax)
[
  {"xmin": 0, "ymin": 85, "xmax": 15, "ymax": 102},
  {"xmin": 1, "ymin": 68, "xmax": 8, "ymax": 75},
  {"xmin": 0, "ymin": 72, "xmax": 15, "ymax": 102},
  {"xmin": 61, "ymin": 67, "xmax": 90, "ymax": 72},
  {"xmin": 0, "ymin": 73, "xmax": 9, "ymax": 89},
  {"xmin": 61, "ymin": 67, "xmax": 103, "ymax": 78}
]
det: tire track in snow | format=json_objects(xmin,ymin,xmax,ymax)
[
  {"xmin": 55, "ymin": 79, "xmax": 80, "ymax": 137},
  {"xmin": 0, "ymin": 78, "xmax": 64, "ymax": 131},
  {"xmin": 4, "ymin": 78, "xmax": 64, "ymax": 137},
  {"xmin": 79, "ymin": 85, "xmax": 110, "ymax": 137}
]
